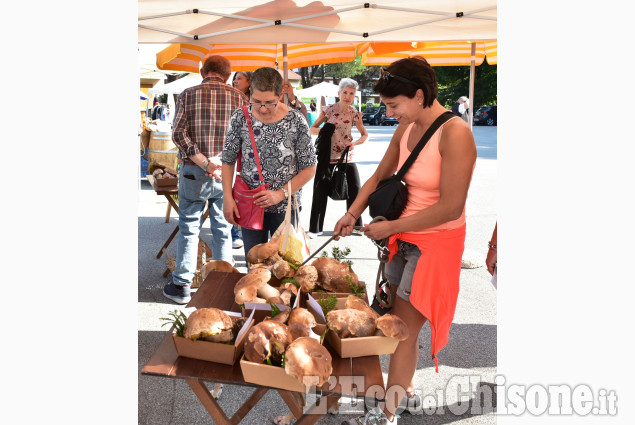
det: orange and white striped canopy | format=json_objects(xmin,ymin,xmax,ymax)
[
  {"xmin": 156, "ymin": 42, "xmax": 360, "ymax": 73},
  {"xmin": 361, "ymin": 41, "xmax": 497, "ymax": 67}
]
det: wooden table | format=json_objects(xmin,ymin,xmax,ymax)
[
  {"xmin": 141, "ymin": 272, "xmax": 386, "ymax": 425},
  {"xmin": 146, "ymin": 175, "xmax": 212, "ymax": 271}
]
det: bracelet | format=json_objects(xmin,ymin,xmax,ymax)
[
  {"xmin": 345, "ymin": 211, "xmax": 357, "ymax": 220},
  {"xmin": 488, "ymin": 241, "xmax": 497, "ymax": 251},
  {"xmin": 201, "ymin": 159, "xmax": 209, "ymax": 171}
]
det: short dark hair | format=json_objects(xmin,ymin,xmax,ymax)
[
  {"xmin": 250, "ymin": 67, "xmax": 283, "ymax": 96},
  {"xmin": 201, "ymin": 55, "xmax": 231, "ymax": 78},
  {"xmin": 373, "ymin": 56, "xmax": 438, "ymax": 108}
]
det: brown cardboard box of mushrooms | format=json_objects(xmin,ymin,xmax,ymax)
[
  {"xmin": 237, "ymin": 240, "xmax": 364, "ymax": 312},
  {"xmin": 307, "ymin": 293, "xmax": 409, "ymax": 358},
  {"xmin": 170, "ymin": 307, "xmax": 255, "ymax": 365},
  {"xmin": 151, "ymin": 165, "xmax": 178, "ymax": 186},
  {"xmin": 239, "ymin": 305, "xmax": 333, "ymax": 393}
]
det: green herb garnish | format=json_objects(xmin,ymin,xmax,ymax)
[
  {"xmin": 269, "ymin": 302, "xmax": 282, "ymax": 318},
  {"xmin": 317, "ymin": 295, "xmax": 338, "ymax": 315},
  {"xmin": 346, "ymin": 275, "xmax": 365, "ymax": 299},
  {"xmin": 331, "ymin": 246, "xmax": 351, "ymax": 263},
  {"xmin": 160, "ymin": 310, "xmax": 188, "ymax": 337},
  {"xmin": 281, "ymin": 277, "xmax": 299, "ymax": 288}
]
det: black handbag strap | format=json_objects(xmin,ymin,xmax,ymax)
[
  {"xmin": 395, "ymin": 111, "xmax": 456, "ymax": 180},
  {"xmin": 334, "ymin": 146, "xmax": 350, "ymax": 169}
]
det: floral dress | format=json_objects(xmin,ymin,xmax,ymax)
[
  {"xmin": 222, "ymin": 107, "xmax": 316, "ymax": 214},
  {"xmin": 322, "ymin": 104, "xmax": 363, "ymax": 164}
]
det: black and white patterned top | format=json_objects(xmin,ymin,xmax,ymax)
[{"xmin": 222, "ymin": 107, "xmax": 316, "ymax": 213}]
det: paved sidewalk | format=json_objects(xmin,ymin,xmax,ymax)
[{"xmin": 138, "ymin": 125, "xmax": 497, "ymax": 424}]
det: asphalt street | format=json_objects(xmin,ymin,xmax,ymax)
[{"xmin": 138, "ymin": 123, "xmax": 498, "ymax": 424}]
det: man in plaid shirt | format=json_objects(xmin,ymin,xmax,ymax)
[{"xmin": 164, "ymin": 55, "xmax": 249, "ymax": 305}]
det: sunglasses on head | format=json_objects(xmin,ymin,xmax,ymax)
[{"xmin": 379, "ymin": 68, "xmax": 419, "ymax": 87}]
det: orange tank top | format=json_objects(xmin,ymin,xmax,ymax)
[{"xmin": 397, "ymin": 118, "xmax": 468, "ymax": 233}]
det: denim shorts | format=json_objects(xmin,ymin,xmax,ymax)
[{"xmin": 384, "ymin": 239, "xmax": 422, "ymax": 301}]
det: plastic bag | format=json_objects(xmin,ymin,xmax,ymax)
[{"xmin": 272, "ymin": 182, "xmax": 311, "ymax": 264}]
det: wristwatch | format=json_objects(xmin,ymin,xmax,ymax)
[
  {"xmin": 282, "ymin": 186, "xmax": 289, "ymax": 199},
  {"xmin": 201, "ymin": 158, "xmax": 209, "ymax": 171},
  {"xmin": 290, "ymin": 99, "xmax": 297, "ymax": 108}
]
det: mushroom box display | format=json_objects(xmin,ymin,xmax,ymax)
[
  {"xmin": 162, "ymin": 307, "xmax": 255, "ymax": 365},
  {"xmin": 239, "ymin": 305, "xmax": 333, "ymax": 393},
  {"xmin": 306, "ymin": 294, "xmax": 409, "ymax": 358}
]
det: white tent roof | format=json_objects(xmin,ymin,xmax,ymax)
[
  {"xmin": 138, "ymin": 1, "xmax": 496, "ymax": 44},
  {"xmin": 148, "ymin": 74, "xmax": 203, "ymax": 94}
]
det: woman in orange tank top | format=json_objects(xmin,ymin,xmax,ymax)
[{"xmin": 334, "ymin": 57, "xmax": 476, "ymax": 425}]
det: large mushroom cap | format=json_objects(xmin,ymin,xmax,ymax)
[
  {"xmin": 326, "ymin": 309, "xmax": 376, "ymax": 338},
  {"xmin": 345, "ymin": 295, "xmax": 379, "ymax": 320},
  {"xmin": 375, "ymin": 314, "xmax": 410, "ymax": 341},
  {"xmin": 272, "ymin": 259, "xmax": 295, "ymax": 280},
  {"xmin": 288, "ymin": 307, "xmax": 317, "ymax": 330},
  {"xmin": 247, "ymin": 241, "xmax": 280, "ymax": 266},
  {"xmin": 183, "ymin": 308, "xmax": 234, "ymax": 342},
  {"xmin": 234, "ymin": 269, "xmax": 272, "ymax": 304},
  {"xmin": 284, "ymin": 337, "xmax": 333, "ymax": 391},
  {"xmin": 201, "ymin": 260, "xmax": 240, "ymax": 280},
  {"xmin": 288, "ymin": 322, "xmax": 309, "ymax": 341},
  {"xmin": 311, "ymin": 257, "xmax": 359, "ymax": 292},
  {"xmin": 244, "ymin": 321, "xmax": 291, "ymax": 365},
  {"xmin": 295, "ymin": 265, "xmax": 318, "ymax": 292}
]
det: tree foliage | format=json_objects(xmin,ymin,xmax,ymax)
[
  {"xmin": 296, "ymin": 55, "xmax": 497, "ymax": 109},
  {"xmin": 434, "ymin": 62, "xmax": 497, "ymax": 108}
]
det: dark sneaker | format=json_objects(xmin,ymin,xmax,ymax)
[{"xmin": 163, "ymin": 283, "xmax": 191, "ymax": 304}]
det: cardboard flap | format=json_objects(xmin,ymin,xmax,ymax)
[
  {"xmin": 307, "ymin": 293, "xmax": 326, "ymax": 322},
  {"xmin": 235, "ymin": 308, "xmax": 256, "ymax": 343}
]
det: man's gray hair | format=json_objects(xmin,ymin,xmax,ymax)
[{"xmin": 339, "ymin": 78, "xmax": 358, "ymax": 91}]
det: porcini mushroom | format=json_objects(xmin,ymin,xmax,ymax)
[
  {"xmin": 345, "ymin": 295, "xmax": 379, "ymax": 320},
  {"xmin": 234, "ymin": 269, "xmax": 280, "ymax": 304},
  {"xmin": 247, "ymin": 240, "xmax": 281, "ymax": 269},
  {"xmin": 295, "ymin": 265, "xmax": 318, "ymax": 293},
  {"xmin": 311, "ymin": 257, "xmax": 360, "ymax": 293},
  {"xmin": 183, "ymin": 308, "xmax": 234, "ymax": 342},
  {"xmin": 288, "ymin": 307, "xmax": 317, "ymax": 330},
  {"xmin": 375, "ymin": 314, "xmax": 410, "ymax": 341},
  {"xmin": 244, "ymin": 321, "xmax": 291, "ymax": 366},
  {"xmin": 326, "ymin": 309, "xmax": 376, "ymax": 338},
  {"xmin": 272, "ymin": 259, "xmax": 295, "ymax": 280},
  {"xmin": 284, "ymin": 337, "xmax": 333, "ymax": 391}
]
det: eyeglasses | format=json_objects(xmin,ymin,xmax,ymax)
[
  {"xmin": 250, "ymin": 101, "xmax": 278, "ymax": 111},
  {"xmin": 379, "ymin": 68, "xmax": 419, "ymax": 87}
]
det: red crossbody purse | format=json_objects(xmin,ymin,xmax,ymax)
[{"xmin": 232, "ymin": 106, "xmax": 269, "ymax": 230}]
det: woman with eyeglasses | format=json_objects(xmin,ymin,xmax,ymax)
[
  {"xmin": 308, "ymin": 78, "xmax": 369, "ymax": 238},
  {"xmin": 221, "ymin": 67, "xmax": 317, "ymax": 260},
  {"xmin": 336, "ymin": 57, "xmax": 476, "ymax": 425}
]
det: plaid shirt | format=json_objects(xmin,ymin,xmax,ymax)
[{"xmin": 172, "ymin": 76, "xmax": 248, "ymax": 160}]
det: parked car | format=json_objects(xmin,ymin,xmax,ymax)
[
  {"xmin": 473, "ymin": 105, "xmax": 497, "ymax": 126},
  {"xmin": 381, "ymin": 115, "xmax": 398, "ymax": 126},
  {"xmin": 362, "ymin": 106, "xmax": 385, "ymax": 126}
]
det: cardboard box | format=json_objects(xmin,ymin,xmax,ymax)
[
  {"xmin": 306, "ymin": 293, "xmax": 400, "ymax": 358},
  {"xmin": 239, "ymin": 322, "xmax": 327, "ymax": 393},
  {"xmin": 240, "ymin": 354, "xmax": 307, "ymax": 393},
  {"xmin": 241, "ymin": 286, "xmax": 301, "ymax": 323},
  {"xmin": 305, "ymin": 291, "xmax": 349, "ymax": 310},
  {"xmin": 171, "ymin": 309, "xmax": 255, "ymax": 365},
  {"xmin": 154, "ymin": 175, "xmax": 178, "ymax": 187}
]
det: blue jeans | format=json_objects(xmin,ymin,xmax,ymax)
[
  {"xmin": 241, "ymin": 209, "xmax": 299, "ymax": 260},
  {"xmin": 231, "ymin": 225, "xmax": 242, "ymax": 241},
  {"xmin": 172, "ymin": 164, "xmax": 232, "ymax": 286}
]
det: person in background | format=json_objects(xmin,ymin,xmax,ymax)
[
  {"xmin": 335, "ymin": 57, "xmax": 476, "ymax": 424},
  {"xmin": 308, "ymin": 78, "xmax": 368, "ymax": 238},
  {"xmin": 451, "ymin": 96, "xmax": 470, "ymax": 123},
  {"xmin": 486, "ymin": 222, "xmax": 497, "ymax": 288},
  {"xmin": 280, "ymin": 80, "xmax": 308, "ymax": 122},
  {"xmin": 229, "ymin": 71, "xmax": 254, "ymax": 250},
  {"xmin": 221, "ymin": 67, "xmax": 316, "ymax": 259},
  {"xmin": 310, "ymin": 98, "xmax": 317, "ymax": 112},
  {"xmin": 163, "ymin": 55, "xmax": 249, "ymax": 305}
]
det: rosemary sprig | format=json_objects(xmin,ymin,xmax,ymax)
[{"xmin": 160, "ymin": 310, "xmax": 188, "ymax": 337}]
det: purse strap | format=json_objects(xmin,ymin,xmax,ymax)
[
  {"xmin": 395, "ymin": 111, "xmax": 456, "ymax": 180},
  {"xmin": 238, "ymin": 106, "xmax": 265, "ymax": 184},
  {"xmin": 334, "ymin": 145, "xmax": 350, "ymax": 168}
]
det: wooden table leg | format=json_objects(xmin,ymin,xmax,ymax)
[
  {"xmin": 157, "ymin": 225, "xmax": 180, "ymax": 259},
  {"xmin": 165, "ymin": 203, "xmax": 171, "ymax": 223},
  {"xmin": 186, "ymin": 379, "xmax": 233, "ymax": 425},
  {"xmin": 230, "ymin": 387, "xmax": 269, "ymax": 424},
  {"xmin": 294, "ymin": 395, "xmax": 340, "ymax": 425},
  {"xmin": 277, "ymin": 390, "xmax": 305, "ymax": 419}
]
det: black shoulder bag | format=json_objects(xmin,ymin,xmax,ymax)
[
  {"xmin": 327, "ymin": 146, "xmax": 350, "ymax": 201},
  {"xmin": 367, "ymin": 111, "xmax": 456, "ymax": 220}
]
